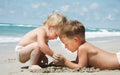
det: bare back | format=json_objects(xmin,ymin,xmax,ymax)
[
  {"xmin": 18, "ymin": 26, "xmax": 45, "ymax": 46},
  {"xmin": 77, "ymin": 42, "xmax": 120, "ymax": 70}
]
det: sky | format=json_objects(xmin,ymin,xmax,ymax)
[{"xmin": 0, "ymin": 0, "xmax": 120, "ymax": 29}]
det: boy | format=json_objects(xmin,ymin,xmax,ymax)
[
  {"xmin": 54, "ymin": 20, "xmax": 120, "ymax": 70},
  {"xmin": 15, "ymin": 13, "xmax": 67, "ymax": 70}
]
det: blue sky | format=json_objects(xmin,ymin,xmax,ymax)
[{"xmin": 0, "ymin": 0, "xmax": 120, "ymax": 29}]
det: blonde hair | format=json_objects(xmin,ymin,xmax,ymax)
[
  {"xmin": 43, "ymin": 13, "xmax": 67, "ymax": 27},
  {"xmin": 59, "ymin": 20, "xmax": 85, "ymax": 40}
]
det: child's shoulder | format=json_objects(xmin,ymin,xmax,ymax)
[
  {"xmin": 34, "ymin": 26, "xmax": 47, "ymax": 36},
  {"xmin": 78, "ymin": 42, "xmax": 93, "ymax": 52},
  {"xmin": 35, "ymin": 26, "xmax": 45, "ymax": 32},
  {"xmin": 79, "ymin": 42, "xmax": 89, "ymax": 49},
  {"xmin": 78, "ymin": 43, "xmax": 88, "ymax": 52}
]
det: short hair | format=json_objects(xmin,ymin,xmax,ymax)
[
  {"xmin": 43, "ymin": 12, "xmax": 67, "ymax": 27},
  {"xmin": 59, "ymin": 20, "xmax": 85, "ymax": 39}
]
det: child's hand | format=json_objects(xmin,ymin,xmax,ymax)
[
  {"xmin": 53, "ymin": 52, "xmax": 65, "ymax": 61},
  {"xmin": 50, "ymin": 59, "xmax": 65, "ymax": 66}
]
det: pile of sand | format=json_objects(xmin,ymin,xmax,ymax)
[{"xmin": 27, "ymin": 66, "xmax": 100, "ymax": 73}]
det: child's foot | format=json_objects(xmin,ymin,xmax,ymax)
[{"xmin": 29, "ymin": 65, "xmax": 42, "ymax": 71}]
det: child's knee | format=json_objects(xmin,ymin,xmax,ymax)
[
  {"xmin": 19, "ymin": 59, "xmax": 27, "ymax": 63},
  {"xmin": 19, "ymin": 57, "xmax": 28, "ymax": 63},
  {"xmin": 19, "ymin": 51, "xmax": 29, "ymax": 63}
]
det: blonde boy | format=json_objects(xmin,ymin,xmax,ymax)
[
  {"xmin": 57, "ymin": 20, "xmax": 120, "ymax": 70},
  {"xmin": 15, "ymin": 13, "xmax": 67, "ymax": 70}
]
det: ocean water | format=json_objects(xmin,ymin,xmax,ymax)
[{"xmin": 0, "ymin": 23, "xmax": 120, "ymax": 43}]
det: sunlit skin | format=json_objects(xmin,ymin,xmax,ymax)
[
  {"xmin": 47, "ymin": 26, "xmax": 61, "ymax": 40},
  {"xmin": 60, "ymin": 36, "xmax": 120, "ymax": 70},
  {"xmin": 15, "ymin": 12, "xmax": 67, "ymax": 70},
  {"xmin": 61, "ymin": 36, "xmax": 81, "ymax": 52},
  {"xmin": 18, "ymin": 25, "xmax": 61, "ymax": 69}
]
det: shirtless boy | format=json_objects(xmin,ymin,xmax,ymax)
[
  {"xmin": 56, "ymin": 20, "xmax": 120, "ymax": 70},
  {"xmin": 15, "ymin": 13, "xmax": 67, "ymax": 70}
]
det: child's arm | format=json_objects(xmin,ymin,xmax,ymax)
[
  {"xmin": 52, "ymin": 58, "xmax": 85, "ymax": 69},
  {"xmin": 37, "ymin": 29, "xmax": 58, "ymax": 58},
  {"xmin": 65, "ymin": 50, "xmax": 87, "ymax": 69},
  {"xmin": 52, "ymin": 49, "xmax": 87, "ymax": 69},
  {"xmin": 61, "ymin": 49, "xmax": 88, "ymax": 69}
]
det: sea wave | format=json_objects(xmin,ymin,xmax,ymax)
[
  {"xmin": 86, "ymin": 28, "xmax": 120, "ymax": 32},
  {"xmin": 0, "ymin": 23, "xmax": 120, "ymax": 32},
  {"xmin": 0, "ymin": 23, "xmax": 40, "ymax": 27},
  {"xmin": 0, "ymin": 23, "xmax": 120, "ymax": 43},
  {"xmin": 0, "ymin": 32, "xmax": 120, "ymax": 43},
  {"xmin": 0, "ymin": 36, "xmax": 20, "ymax": 43},
  {"xmin": 86, "ymin": 32, "xmax": 120, "ymax": 38}
]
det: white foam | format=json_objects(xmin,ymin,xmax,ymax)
[
  {"xmin": 0, "ymin": 23, "xmax": 39, "ymax": 27},
  {"xmin": 86, "ymin": 32, "xmax": 120, "ymax": 39},
  {"xmin": 0, "ymin": 36, "xmax": 20, "ymax": 43},
  {"xmin": 0, "ymin": 32, "xmax": 120, "ymax": 43}
]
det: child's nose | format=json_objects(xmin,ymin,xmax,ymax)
[
  {"xmin": 65, "ymin": 45, "xmax": 67, "ymax": 48},
  {"xmin": 56, "ymin": 32, "xmax": 59, "ymax": 36},
  {"xmin": 54, "ymin": 33, "xmax": 58, "ymax": 38}
]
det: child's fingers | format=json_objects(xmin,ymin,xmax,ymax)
[{"xmin": 53, "ymin": 52, "xmax": 62, "ymax": 59}]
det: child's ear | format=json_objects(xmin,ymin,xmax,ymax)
[{"xmin": 73, "ymin": 36, "xmax": 79, "ymax": 42}]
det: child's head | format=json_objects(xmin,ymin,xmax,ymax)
[
  {"xmin": 60, "ymin": 20, "xmax": 85, "ymax": 40},
  {"xmin": 44, "ymin": 12, "xmax": 67, "ymax": 39},
  {"xmin": 44, "ymin": 12, "xmax": 67, "ymax": 27},
  {"xmin": 59, "ymin": 20, "xmax": 85, "ymax": 52}
]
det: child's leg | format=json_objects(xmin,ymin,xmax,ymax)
[
  {"xmin": 19, "ymin": 42, "xmax": 49, "ymax": 69},
  {"xmin": 29, "ymin": 47, "xmax": 48, "ymax": 69},
  {"xmin": 19, "ymin": 42, "xmax": 39, "ymax": 63}
]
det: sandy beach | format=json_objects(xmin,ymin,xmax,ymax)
[
  {"xmin": 0, "ymin": 0, "xmax": 120, "ymax": 75},
  {"xmin": 0, "ymin": 37, "xmax": 120, "ymax": 75}
]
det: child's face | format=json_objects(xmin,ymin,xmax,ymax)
[
  {"xmin": 60, "ymin": 36, "xmax": 80, "ymax": 52},
  {"xmin": 49, "ymin": 26, "xmax": 61, "ymax": 39}
]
